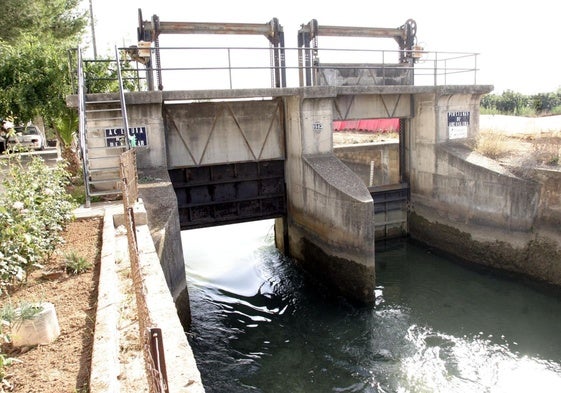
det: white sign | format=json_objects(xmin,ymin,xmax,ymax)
[
  {"xmin": 312, "ymin": 121, "xmax": 323, "ymax": 132},
  {"xmin": 449, "ymin": 125, "xmax": 468, "ymax": 139},
  {"xmin": 448, "ymin": 111, "xmax": 470, "ymax": 140}
]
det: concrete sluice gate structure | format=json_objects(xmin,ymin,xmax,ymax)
[{"xmin": 73, "ymin": 11, "xmax": 560, "ymax": 321}]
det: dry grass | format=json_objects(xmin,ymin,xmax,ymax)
[
  {"xmin": 473, "ymin": 131, "xmax": 512, "ymax": 159},
  {"xmin": 474, "ymin": 129, "xmax": 561, "ymax": 169},
  {"xmin": 531, "ymin": 136, "xmax": 561, "ymax": 166}
]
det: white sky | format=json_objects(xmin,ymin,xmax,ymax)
[{"xmin": 83, "ymin": 0, "xmax": 560, "ymax": 94}]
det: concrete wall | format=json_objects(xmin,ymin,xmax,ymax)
[
  {"xmin": 125, "ymin": 92, "xmax": 167, "ymax": 169},
  {"xmin": 163, "ymin": 99, "xmax": 284, "ymax": 168},
  {"xmin": 535, "ymin": 168, "xmax": 561, "ymax": 230},
  {"xmin": 280, "ymin": 95, "xmax": 375, "ymax": 303},
  {"xmin": 431, "ymin": 145, "xmax": 539, "ymax": 231},
  {"xmin": 334, "ymin": 142, "xmax": 400, "ymax": 186},
  {"xmin": 137, "ymin": 168, "xmax": 192, "ymax": 327},
  {"xmin": 332, "ymin": 93, "xmax": 411, "ymax": 120},
  {"xmin": 408, "ymin": 87, "xmax": 561, "ymax": 287}
]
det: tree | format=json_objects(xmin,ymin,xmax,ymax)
[
  {"xmin": 0, "ymin": 37, "xmax": 72, "ymax": 125},
  {"xmin": 53, "ymin": 107, "xmax": 81, "ymax": 176},
  {"xmin": 0, "ymin": 0, "xmax": 87, "ymax": 45},
  {"xmin": 0, "ymin": 0, "xmax": 88, "ymax": 171}
]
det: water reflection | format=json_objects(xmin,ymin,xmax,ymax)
[{"xmin": 182, "ymin": 220, "xmax": 561, "ymax": 392}]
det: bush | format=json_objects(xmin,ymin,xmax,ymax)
[
  {"xmin": 64, "ymin": 251, "xmax": 91, "ymax": 274},
  {"xmin": 0, "ymin": 155, "xmax": 76, "ymax": 293}
]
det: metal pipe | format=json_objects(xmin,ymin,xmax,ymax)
[{"xmin": 228, "ymin": 48, "xmax": 233, "ymax": 89}]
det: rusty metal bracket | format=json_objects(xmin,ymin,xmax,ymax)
[{"xmin": 149, "ymin": 327, "xmax": 169, "ymax": 393}]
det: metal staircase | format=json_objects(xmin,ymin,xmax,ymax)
[{"xmin": 77, "ymin": 47, "xmax": 131, "ymax": 207}]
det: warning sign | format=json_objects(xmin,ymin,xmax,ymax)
[{"xmin": 448, "ymin": 111, "xmax": 470, "ymax": 139}]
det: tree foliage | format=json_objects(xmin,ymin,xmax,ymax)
[
  {"xmin": 0, "ymin": 38, "xmax": 73, "ymax": 124},
  {"xmin": 0, "ymin": 0, "xmax": 87, "ymax": 128},
  {"xmin": 0, "ymin": 0, "xmax": 87, "ymax": 45},
  {"xmin": 481, "ymin": 89, "xmax": 561, "ymax": 116}
]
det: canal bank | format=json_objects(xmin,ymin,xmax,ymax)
[
  {"xmin": 333, "ymin": 129, "xmax": 561, "ymax": 289},
  {"xmin": 408, "ymin": 112, "xmax": 561, "ymax": 289}
]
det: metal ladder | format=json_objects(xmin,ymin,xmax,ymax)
[{"xmin": 78, "ymin": 47, "xmax": 131, "ymax": 207}]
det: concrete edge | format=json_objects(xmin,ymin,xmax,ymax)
[
  {"xmin": 85, "ymin": 200, "xmax": 204, "ymax": 392},
  {"xmin": 89, "ymin": 209, "xmax": 121, "ymax": 393},
  {"xmin": 134, "ymin": 209, "xmax": 205, "ymax": 392}
]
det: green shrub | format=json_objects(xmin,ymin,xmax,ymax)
[
  {"xmin": 0, "ymin": 155, "xmax": 76, "ymax": 293},
  {"xmin": 64, "ymin": 251, "xmax": 91, "ymax": 275}
]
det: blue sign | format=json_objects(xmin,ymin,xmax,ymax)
[{"xmin": 105, "ymin": 126, "xmax": 147, "ymax": 147}]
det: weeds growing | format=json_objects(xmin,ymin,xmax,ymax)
[
  {"xmin": 64, "ymin": 251, "xmax": 92, "ymax": 275},
  {"xmin": 473, "ymin": 131, "xmax": 511, "ymax": 159}
]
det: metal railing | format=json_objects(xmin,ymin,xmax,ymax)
[
  {"xmin": 77, "ymin": 45, "xmax": 480, "ymax": 93},
  {"xmin": 76, "ymin": 48, "xmax": 91, "ymax": 206}
]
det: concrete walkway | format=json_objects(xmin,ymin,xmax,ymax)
[{"xmin": 74, "ymin": 201, "xmax": 205, "ymax": 392}]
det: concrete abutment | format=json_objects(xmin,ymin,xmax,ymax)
[{"xmin": 280, "ymin": 94, "xmax": 376, "ymax": 302}]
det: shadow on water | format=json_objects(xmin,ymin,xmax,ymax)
[{"xmin": 183, "ymin": 220, "xmax": 561, "ymax": 393}]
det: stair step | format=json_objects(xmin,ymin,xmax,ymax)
[
  {"xmin": 89, "ymin": 178, "xmax": 122, "ymax": 184},
  {"xmin": 86, "ymin": 99, "xmax": 121, "ymax": 105},
  {"xmin": 88, "ymin": 167, "xmax": 120, "ymax": 173},
  {"xmin": 86, "ymin": 108, "xmax": 122, "ymax": 113},
  {"xmin": 88, "ymin": 189, "xmax": 123, "ymax": 197},
  {"xmin": 87, "ymin": 158, "xmax": 122, "ymax": 165},
  {"xmin": 87, "ymin": 146, "xmax": 127, "ymax": 151},
  {"xmin": 86, "ymin": 117, "xmax": 125, "ymax": 122}
]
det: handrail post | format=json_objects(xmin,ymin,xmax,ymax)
[
  {"xmin": 433, "ymin": 52, "xmax": 438, "ymax": 86},
  {"xmin": 77, "ymin": 48, "xmax": 91, "ymax": 208},
  {"xmin": 228, "ymin": 48, "xmax": 233, "ymax": 89},
  {"xmin": 115, "ymin": 46, "xmax": 132, "ymax": 149},
  {"xmin": 474, "ymin": 53, "xmax": 478, "ymax": 85}
]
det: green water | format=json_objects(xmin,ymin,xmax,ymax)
[{"xmin": 182, "ymin": 220, "xmax": 561, "ymax": 392}]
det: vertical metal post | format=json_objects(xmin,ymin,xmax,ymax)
[
  {"xmin": 399, "ymin": 119, "xmax": 406, "ymax": 183},
  {"xmin": 115, "ymin": 46, "xmax": 131, "ymax": 149},
  {"xmin": 433, "ymin": 52, "xmax": 438, "ymax": 86},
  {"xmin": 149, "ymin": 328, "xmax": 169, "ymax": 393},
  {"xmin": 304, "ymin": 34, "xmax": 312, "ymax": 86},
  {"xmin": 146, "ymin": 56, "xmax": 154, "ymax": 91},
  {"xmin": 228, "ymin": 48, "xmax": 233, "ymax": 89},
  {"xmin": 77, "ymin": 48, "xmax": 91, "ymax": 208},
  {"xmin": 279, "ymin": 31, "xmax": 287, "ymax": 87},
  {"xmin": 474, "ymin": 54, "xmax": 478, "ymax": 85},
  {"xmin": 298, "ymin": 33, "xmax": 304, "ymax": 87},
  {"xmin": 382, "ymin": 51, "xmax": 386, "ymax": 86},
  {"xmin": 88, "ymin": 0, "xmax": 97, "ymax": 59}
]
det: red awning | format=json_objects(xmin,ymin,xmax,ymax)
[{"xmin": 333, "ymin": 118, "xmax": 399, "ymax": 133}]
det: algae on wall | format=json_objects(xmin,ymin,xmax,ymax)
[{"xmin": 409, "ymin": 211, "xmax": 561, "ymax": 287}]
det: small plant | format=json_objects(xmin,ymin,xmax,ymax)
[
  {"xmin": 547, "ymin": 156, "xmax": 559, "ymax": 166},
  {"xmin": 64, "ymin": 251, "xmax": 92, "ymax": 275},
  {"xmin": 2, "ymin": 300, "xmax": 44, "ymax": 329},
  {"xmin": 15, "ymin": 302, "xmax": 44, "ymax": 325},
  {"xmin": 0, "ymin": 300, "xmax": 41, "ymax": 387}
]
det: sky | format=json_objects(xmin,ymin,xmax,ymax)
[{"xmin": 82, "ymin": 0, "xmax": 560, "ymax": 95}]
